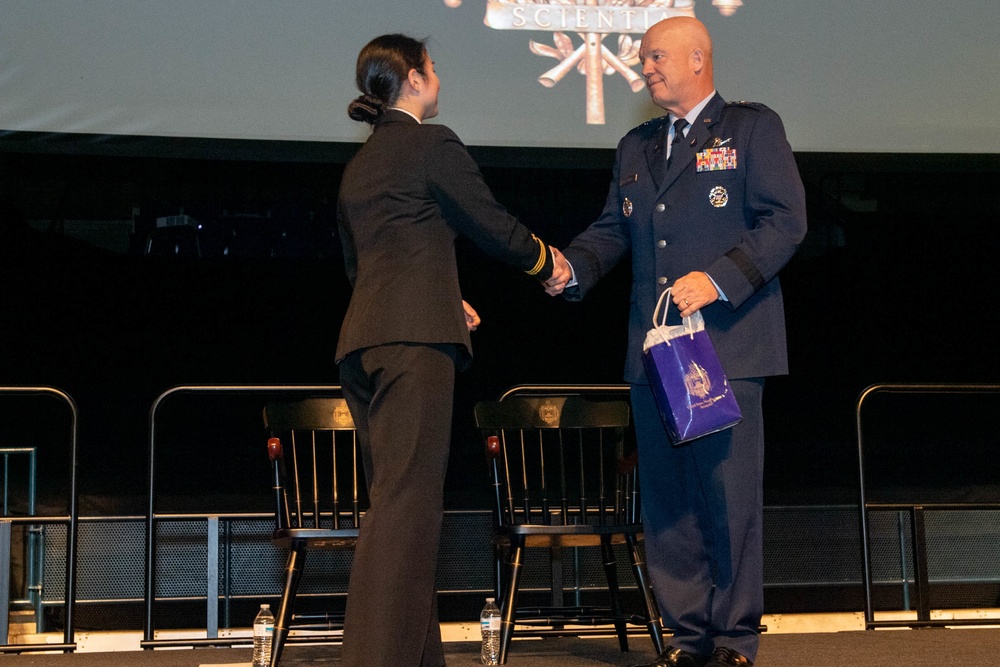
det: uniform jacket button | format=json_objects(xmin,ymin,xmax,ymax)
[
  {"xmin": 657, "ymin": 240, "xmax": 667, "ymax": 248},
  {"xmin": 657, "ymin": 276, "xmax": 668, "ymax": 285},
  {"xmin": 656, "ymin": 203, "xmax": 666, "ymax": 212}
]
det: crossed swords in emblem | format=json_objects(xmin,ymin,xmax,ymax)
[
  {"xmin": 531, "ymin": 19, "xmax": 643, "ymax": 125},
  {"xmin": 444, "ymin": 1, "xmax": 741, "ymax": 124}
]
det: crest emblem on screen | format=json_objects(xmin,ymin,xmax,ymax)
[{"xmin": 444, "ymin": 1, "xmax": 742, "ymax": 124}]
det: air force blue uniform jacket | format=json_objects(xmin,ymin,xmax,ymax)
[{"xmin": 563, "ymin": 92, "xmax": 807, "ymax": 382}]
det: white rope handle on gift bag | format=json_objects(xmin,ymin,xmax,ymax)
[
  {"xmin": 653, "ymin": 288, "xmax": 702, "ymax": 332},
  {"xmin": 645, "ymin": 288, "xmax": 705, "ymax": 351}
]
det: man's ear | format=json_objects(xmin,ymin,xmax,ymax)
[{"xmin": 690, "ymin": 48, "xmax": 705, "ymax": 73}]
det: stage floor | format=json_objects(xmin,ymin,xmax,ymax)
[{"xmin": 7, "ymin": 626, "xmax": 1000, "ymax": 667}]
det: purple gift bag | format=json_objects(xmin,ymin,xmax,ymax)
[{"xmin": 641, "ymin": 289, "xmax": 742, "ymax": 445}]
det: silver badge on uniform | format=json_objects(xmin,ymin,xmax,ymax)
[
  {"xmin": 708, "ymin": 186, "xmax": 728, "ymax": 208},
  {"xmin": 622, "ymin": 197, "xmax": 633, "ymax": 218}
]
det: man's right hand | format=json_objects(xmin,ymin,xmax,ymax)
[{"xmin": 544, "ymin": 246, "xmax": 571, "ymax": 296}]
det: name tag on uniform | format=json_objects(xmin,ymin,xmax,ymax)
[{"xmin": 696, "ymin": 147, "xmax": 737, "ymax": 172}]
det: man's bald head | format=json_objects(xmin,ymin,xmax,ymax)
[{"xmin": 638, "ymin": 17, "xmax": 715, "ymax": 116}]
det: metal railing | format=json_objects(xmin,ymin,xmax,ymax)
[
  {"xmin": 0, "ymin": 386, "xmax": 79, "ymax": 654},
  {"xmin": 1, "ymin": 446, "xmax": 42, "ymax": 630},
  {"xmin": 857, "ymin": 383, "xmax": 1000, "ymax": 629},
  {"xmin": 143, "ymin": 384, "xmax": 343, "ymax": 649}
]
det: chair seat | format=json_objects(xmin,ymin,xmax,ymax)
[
  {"xmin": 496, "ymin": 525, "xmax": 644, "ymax": 549},
  {"xmin": 504, "ymin": 523, "xmax": 644, "ymax": 536},
  {"xmin": 272, "ymin": 528, "xmax": 360, "ymax": 549}
]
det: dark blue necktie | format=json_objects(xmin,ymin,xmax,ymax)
[{"xmin": 667, "ymin": 117, "xmax": 689, "ymax": 168}]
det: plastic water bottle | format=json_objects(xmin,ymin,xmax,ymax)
[
  {"xmin": 480, "ymin": 597, "xmax": 501, "ymax": 665},
  {"xmin": 252, "ymin": 603, "xmax": 274, "ymax": 667}
]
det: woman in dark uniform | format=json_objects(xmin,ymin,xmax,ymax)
[{"xmin": 335, "ymin": 34, "xmax": 568, "ymax": 667}]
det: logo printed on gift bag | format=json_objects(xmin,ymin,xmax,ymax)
[
  {"xmin": 642, "ymin": 288, "xmax": 743, "ymax": 444},
  {"xmin": 684, "ymin": 362, "xmax": 712, "ymax": 399},
  {"xmin": 684, "ymin": 361, "xmax": 731, "ymax": 409}
]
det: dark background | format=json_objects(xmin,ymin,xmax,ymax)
[{"xmin": 2, "ymin": 133, "xmax": 1000, "ymax": 517}]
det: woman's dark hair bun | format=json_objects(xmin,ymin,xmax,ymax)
[
  {"xmin": 347, "ymin": 94, "xmax": 385, "ymax": 124},
  {"xmin": 350, "ymin": 34, "xmax": 427, "ymax": 124}
]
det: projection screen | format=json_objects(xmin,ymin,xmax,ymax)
[{"xmin": 1, "ymin": 0, "xmax": 998, "ymax": 152}]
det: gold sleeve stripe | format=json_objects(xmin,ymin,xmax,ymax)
[{"xmin": 525, "ymin": 235, "xmax": 547, "ymax": 276}]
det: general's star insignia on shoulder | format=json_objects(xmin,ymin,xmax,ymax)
[{"xmin": 725, "ymin": 100, "xmax": 767, "ymax": 110}]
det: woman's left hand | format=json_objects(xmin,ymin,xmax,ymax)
[{"xmin": 463, "ymin": 300, "xmax": 481, "ymax": 332}]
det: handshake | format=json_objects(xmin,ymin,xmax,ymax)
[{"xmin": 542, "ymin": 246, "xmax": 572, "ymax": 297}]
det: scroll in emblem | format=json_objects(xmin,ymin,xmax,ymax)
[
  {"xmin": 708, "ymin": 186, "xmax": 728, "ymax": 208},
  {"xmin": 623, "ymin": 197, "xmax": 633, "ymax": 218}
]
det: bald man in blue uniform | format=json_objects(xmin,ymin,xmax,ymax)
[{"xmin": 547, "ymin": 17, "xmax": 807, "ymax": 667}]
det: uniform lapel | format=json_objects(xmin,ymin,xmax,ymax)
[
  {"xmin": 644, "ymin": 118, "xmax": 670, "ymax": 190},
  {"xmin": 659, "ymin": 128, "xmax": 697, "ymax": 192},
  {"xmin": 656, "ymin": 94, "xmax": 726, "ymax": 195}
]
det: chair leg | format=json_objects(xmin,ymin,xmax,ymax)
[
  {"xmin": 493, "ymin": 541, "xmax": 505, "ymax": 600},
  {"xmin": 270, "ymin": 545, "xmax": 306, "ymax": 667},
  {"xmin": 626, "ymin": 534, "xmax": 665, "ymax": 655},
  {"xmin": 498, "ymin": 538, "xmax": 525, "ymax": 665},
  {"xmin": 600, "ymin": 536, "xmax": 629, "ymax": 652}
]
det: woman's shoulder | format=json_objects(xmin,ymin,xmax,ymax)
[
  {"xmin": 351, "ymin": 120, "xmax": 471, "ymax": 174},
  {"xmin": 414, "ymin": 121, "xmax": 463, "ymax": 143},
  {"xmin": 403, "ymin": 123, "xmax": 470, "ymax": 160},
  {"xmin": 376, "ymin": 117, "xmax": 461, "ymax": 143}
]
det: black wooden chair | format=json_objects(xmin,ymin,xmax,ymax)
[
  {"xmin": 473, "ymin": 394, "xmax": 665, "ymax": 664},
  {"xmin": 263, "ymin": 397, "xmax": 365, "ymax": 666}
]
